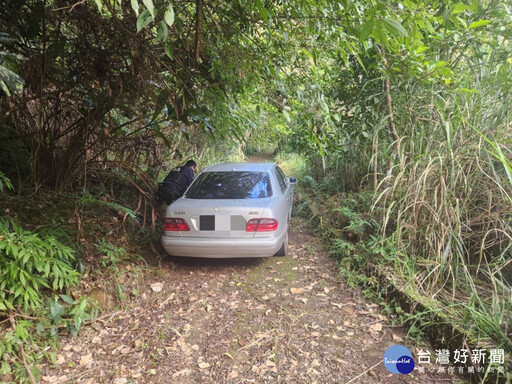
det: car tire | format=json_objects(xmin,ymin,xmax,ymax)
[{"xmin": 275, "ymin": 231, "xmax": 289, "ymax": 257}]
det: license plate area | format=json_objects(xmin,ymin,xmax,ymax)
[
  {"xmin": 199, "ymin": 215, "xmax": 215, "ymax": 231},
  {"xmin": 199, "ymin": 215, "xmax": 246, "ymax": 231}
]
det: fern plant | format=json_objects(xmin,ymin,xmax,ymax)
[
  {"xmin": 0, "ymin": 171, "xmax": 13, "ymax": 192},
  {"xmin": 94, "ymin": 237, "xmax": 127, "ymax": 272},
  {"xmin": 0, "ymin": 217, "xmax": 80, "ymax": 312}
]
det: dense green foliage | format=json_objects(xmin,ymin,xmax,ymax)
[
  {"xmin": 0, "ymin": 0, "xmax": 288, "ymax": 190},
  {"xmin": 0, "ymin": 217, "xmax": 97, "ymax": 382},
  {"xmin": 272, "ymin": 2, "xmax": 512, "ymax": 380},
  {"xmin": 0, "ymin": 218, "xmax": 79, "ymax": 311}
]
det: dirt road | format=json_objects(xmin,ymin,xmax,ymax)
[{"xmin": 41, "ymin": 224, "xmax": 458, "ymax": 383}]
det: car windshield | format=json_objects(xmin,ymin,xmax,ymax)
[{"xmin": 185, "ymin": 171, "xmax": 272, "ymax": 199}]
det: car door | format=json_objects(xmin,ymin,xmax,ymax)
[{"xmin": 275, "ymin": 166, "xmax": 293, "ymax": 221}]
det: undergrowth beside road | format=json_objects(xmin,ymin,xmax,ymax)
[
  {"xmin": 0, "ymin": 183, "xmax": 155, "ymax": 383},
  {"xmin": 277, "ymin": 150, "xmax": 512, "ymax": 383}
]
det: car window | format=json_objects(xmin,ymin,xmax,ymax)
[
  {"xmin": 185, "ymin": 171, "xmax": 273, "ymax": 199},
  {"xmin": 275, "ymin": 166, "xmax": 287, "ymax": 193}
]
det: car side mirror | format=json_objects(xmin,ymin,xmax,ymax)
[{"xmin": 288, "ymin": 177, "xmax": 297, "ymax": 184}]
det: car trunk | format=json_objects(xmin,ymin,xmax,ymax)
[{"xmin": 165, "ymin": 197, "xmax": 272, "ymax": 238}]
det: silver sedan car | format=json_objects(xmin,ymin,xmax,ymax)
[{"xmin": 161, "ymin": 162, "xmax": 296, "ymax": 258}]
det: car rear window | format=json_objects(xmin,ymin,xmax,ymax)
[{"xmin": 185, "ymin": 171, "xmax": 272, "ymax": 199}]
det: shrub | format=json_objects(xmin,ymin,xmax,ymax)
[
  {"xmin": 0, "ymin": 171, "xmax": 13, "ymax": 192},
  {"xmin": 0, "ymin": 217, "xmax": 80, "ymax": 312}
]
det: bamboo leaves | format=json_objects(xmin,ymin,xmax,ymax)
[
  {"xmin": 0, "ymin": 33, "xmax": 25, "ymax": 97},
  {"xmin": 135, "ymin": 1, "xmax": 174, "ymax": 34},
  {"xmin": 360, "ymin": 21, "xmax": 374, "ymax": 42},
  {"xmin": 157, "ymin": 21, "xmax": 169, "ymax": 41},
  {"xmin": 130, "ymin": 0, "xmax": 139, "ymax": 16},
  {"xmin": 136, "ymin": 10, "xmax": 153, "ymax": 33},
  {"xmin": 468, "ymin": 19, "xmax": 491, "ymax": 29},
  {"xmin": 165, "ymin": 45, "xmax": 173, "ymax": 59},
  {"xmin": 0, "ymin": 218, "xmax": 79, "ymax": 312},
  {"xmin": 142, "ymin": 0, "xmax": 155, "ymax": 19},
  {"xmin": 382, "ymin": 18, "xmax": 408, "ymax": 37},
  {"xmin": 164, "ymin": 3, "xmax": 175, "ymax": 28},
  {"xmin": 255, "ymin": 0, "xmax": 271, "ymax": 25}
]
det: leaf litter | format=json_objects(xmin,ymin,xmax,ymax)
[{"xmin": 39, "ymin": 224, "xmax": 457, "ymax": 383}]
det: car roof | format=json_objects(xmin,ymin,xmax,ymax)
[{"xmin": 202, "ymin": 162, "xmax": 276, "ymax": 173}]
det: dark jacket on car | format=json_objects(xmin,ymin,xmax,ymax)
[
  {"xmin": 157, "ymin": 166, "xmax": 195, "ymax": 204},
  {"xmin": 163, "ymin": 166, "xmax": 194, "ymax": 195}
]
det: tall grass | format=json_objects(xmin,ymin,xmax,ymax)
[{"xmin": 374, "ymin": 56, "xmax": 512, "ymax": 353}]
